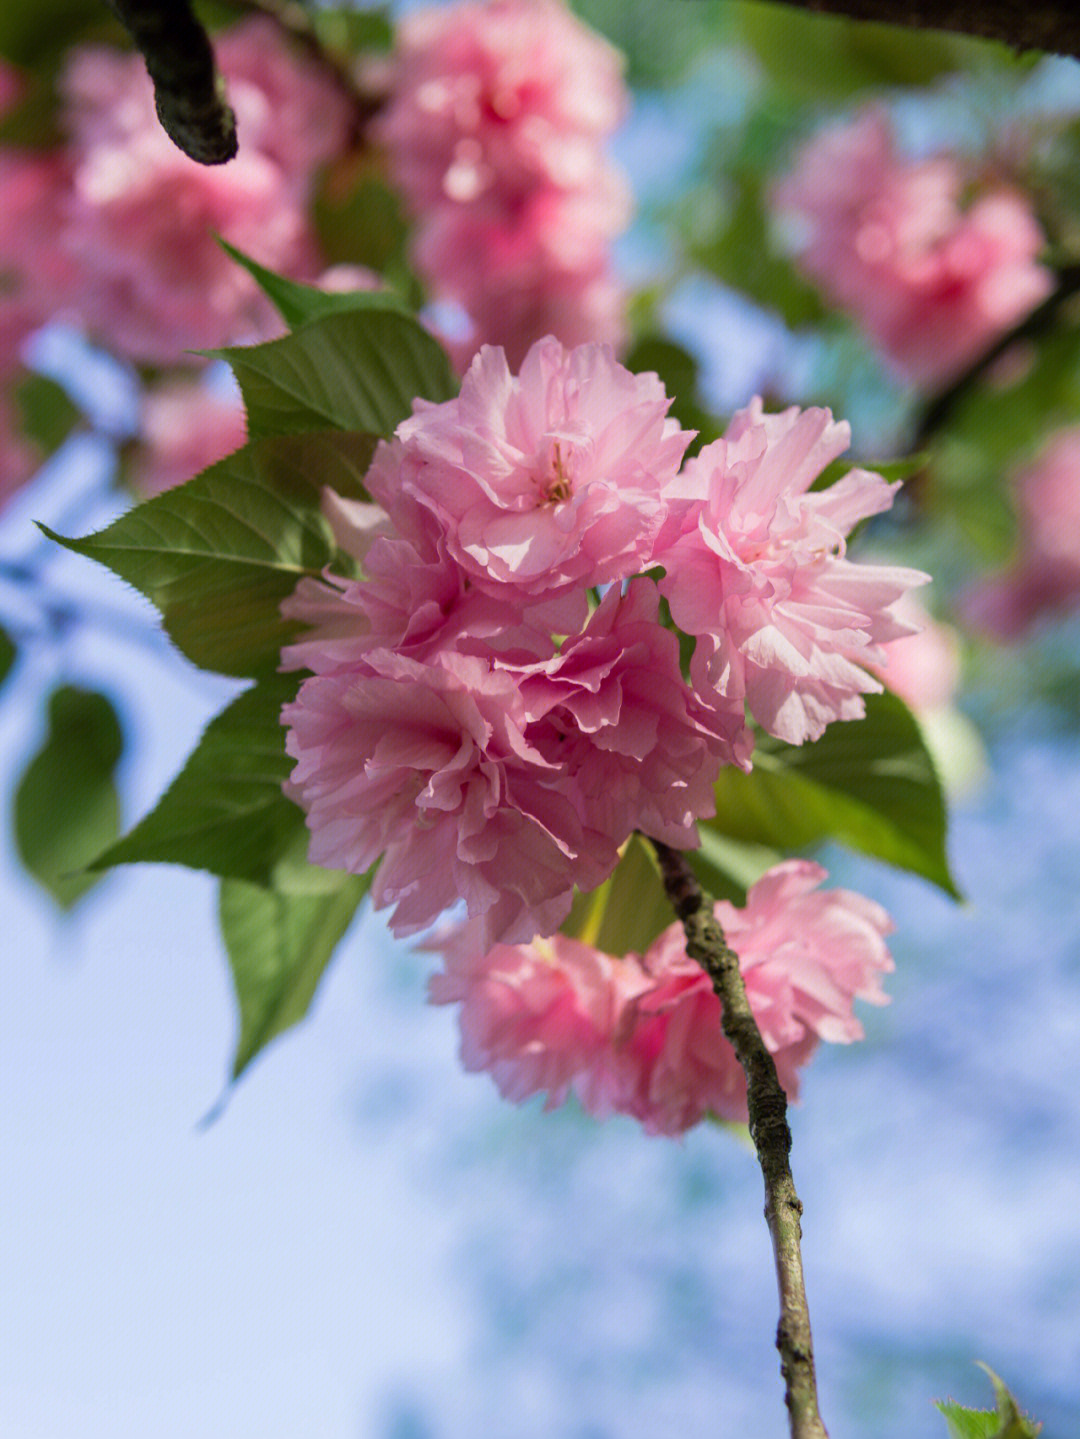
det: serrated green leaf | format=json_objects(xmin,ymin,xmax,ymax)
[
  {"xmin": 92, "ymin": 673, "xmax": 303, "ymax": 885},
  {"xmin": 709, "ymin": 692, "xmax": 960, "ymax": 898},
  {"xmin": 220, "ymin": 867, "xmax": 370, "ymax": 1080},
  {"xmin": 0, "ymin": 624, "xmax": 15, "ymax": 692},
  {"xmin": 44, "ymin": 430, "xmax": 373, "ymax": 676},
  {"xmin": 937, "ymin": 1366, "xmax": 1042, "ymax": 1439},
  {"xmin": 14, "ymin": 686, "xmax": 123, "ymax": 908},
  {"xmin": 213, "ymin": 307, "xmax": 456, "ymax": 440},
  {"xmin": 218, "ymin": 239, "xmax": 413, "ymax": 329}
]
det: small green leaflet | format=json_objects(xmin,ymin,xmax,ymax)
[
  {"xmin": 212, "ymin": 305, "xmax": 456, "ymax": 440},
  {"xmin": 218, "ymin": 238, "xmax": 414, "ymax": 328},
  {"xmin": 219, "ymin": 865, "xmax": 371, "ymax": 1082},
  {"xmin": 43, "ymin": 430, "xmax": 373, "ymax": 677},
  {"xmin": 936, "ymin": 1365, "xmax": 1042, "ymax": 1438},
  {"xmin": 91, "ymin": 672, "xmax": 303, "ymax": 887},
  {"xmin": 14, "ymin": 686, "xmax": 123, "ymax": 908},
  {"xmin": 708, "ymin": 691, "xmax": 960, "ymax": 898}
]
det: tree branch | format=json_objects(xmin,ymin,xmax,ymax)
[
  {"xmin": 649, "ymin": 840, "xmax": 828, "ymax": 1439},
  {"xmin": 759, "ymin": 0, "xmax": 1080, "ymax": 62}
]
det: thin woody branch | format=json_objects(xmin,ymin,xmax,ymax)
[
  {"xmin": 759, "ymin": 0, "xmax": 1080, "ymax": 63},
  {"xmin": 650, "ymin": 839, "xmax": 828, "ymax": 1439}
]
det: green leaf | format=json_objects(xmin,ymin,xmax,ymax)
[
  {"xmin": 0, "ymin": 0, "xmax": 116, "ymax": 65},
  {"xmin": 570, "ymin": 0, "xmax": 729, "ymax": 89},
  {"xmin": 213, "ymin": 306, "xmax": 456, "ymax": 440},
  {"xmin": 43, "ymin": 430, "xmax": 373, "ymax": 677},
  {"xmin": 0, "ymin": 624, "xmax": 15, "ymax": 692},
  {"xmin": 708, "ymin": 692, "xmax": 960, "ymax": 898},
  {"xmin": 310, "ymin": 6, "xmax": 394, "ymax": 56},
  {"xmin": 562, "ymin": 834, "xmax": 675, "ymax": 955},
  {"xmin": 16, "ymin": 372, "xmax": 81, "ymax": 453},
  {"xmin": 218, "ymin": 239, "xmax": 414, "ymax": 329},
  {"xmin": 624, "ymin": 337, "xmax": 724, "ymax": 454},
  {"xmin": 937, "ymin": 1366, "xmax": 1042, "ymax": 1439},
  {"xmin": 688, "ymin": 828, "xmax": 783, "ymax": 906},
  {"xmin": 220, "ymin": 866, "xmax": 371, "ymax": 1081},
  {"xmin": 91, "ymin": 673, "xmax": 303, "ymax": 886},
  {"xmin": 312, "ymin": 169, "xmax": 413, "ymax": 277},
  {"xmin": 14, "ymin": 686, "xmax": 123, "ymax": 908}
]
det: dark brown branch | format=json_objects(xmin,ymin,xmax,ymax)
[
  {"xmin": 106, "ymin": 0, "xmax": 237, "ymax": 164},
  {"xmin": 761, "ymin": 0, "xmax": 1080, "ymax": 62},
  {"xmin": 650, "ymin": 840, "xmax": 828, "ymax": 1439}
]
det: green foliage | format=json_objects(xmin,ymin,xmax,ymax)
[
  {"xmin": 732, "ymin": 1, "xmax": 1012, "ymax": 102},
  {"xmin": 570, "ymin": 0, "xmax": 729, "ymax": 89},
  {"xmin": 220, "ymin": 866, "xmax": 371, "ymax": 1082},
  {"xmin": 213, "ymin": 306, "xmax": 456, "ymax": 440},
  {"xmin": 0, "ymin": 0, "xmax": 118, "ymax": 65},
  {"xmin": 562, "ymin": 834, "xmax": 674, "ymax": 954},
  {"xmin": 14, "ymin": 685, "xmax": 123, "ymax": 908},
  {"xmin": 707, "ymin": 692, "xmax": 959, "ymax": 898},
  {"xmin": 309, "ymin": 5, "xmax": 393, "ymax": 57},
  {"xmin": 15, "ymin": 373, "xmax": 81, "ymax": 454},
  {"xmin": 937, "ymin": 1365, "xmax": 1042, "ymax": 1438},
  {"xmin": 313, "ymin": 167, "xmax": 414, "ymax": 279},
  {"xmin": 0, "ymin": 624, "xmax": 15, "ymax": 692},
  {"xmin": 218, "ymin": 240, "xmax": 413, "ymax": 328},
  {"xmin": 91, "ymin": 673, "xmax": 303, "ymax": 887},
  {"xmin": 43, "ymin": 431, "xmax": 374, "ymax": 677}
]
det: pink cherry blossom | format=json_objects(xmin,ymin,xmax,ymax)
[
  {"xmin": 963, "ymin": 426, "xmax": 1080, "ymax": 637},
  {"xmin": 774, "ymin": 108, "xmax": 1051, "ymax": 389},
  {"xmin": 282, "ymin": 646, "xmax": 619, "ymax": 949},
  {"xmin": 0, "ymin": 148, "xmax": 77, "ymax": 372},
  {"xmin": 428, "ymin": 926, "xmax": 638, "ymax": 1110},
  {"xmin": 367, "ymin": 336, "xmax": 693, "ymax": 603},
  {"xmin": 131, "ymin": 376, "xmax": 247, "ymax": 496},
  {"xmin": 378, "ymin": 0, "xmax": 630, "ymax": 358},
  {"xmin": 57, "ymin": 23, "xmax": 345, "ymax": 364},
  {"xmin": 656, "ymin": 398, "xmax": 928, "ymax": 744},
  {"xmin": 867, "ymin": 590, "xmax": 960, "ymax": 711},
  {"xmin": 612, "ymin": 860, "xmax": 894, "ymax": 1134}
]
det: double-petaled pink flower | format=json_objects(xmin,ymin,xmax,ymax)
[
  {"xmin": 774, "ymin": 108, "xmax": 1051, "ymax": 389},
  {"xmin": 429, "ymin": 859, "xmax": 895, "ymax": 1132}
]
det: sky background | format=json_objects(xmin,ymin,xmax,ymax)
[{"xmin": 3, "ymin": 16, "xmax": 1080, "ymax": 1439}]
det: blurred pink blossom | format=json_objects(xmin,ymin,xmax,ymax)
[
  {"xmin": 867, "ymin": 590, "xmax": 960, "ymax": 711},
  {"xmin": 964, "ymin": 426, "xmax": 1080, "ymax": 636},
  {"xmin": 429, "ymin": 859, "xmax": 894, "ymax": 1133},
  {"xmin": 0, "ymin": 148, "xmax": 76, "ymax": 372},
  {"xmin": 657, "ymin": 397, "xmax": 928, "ymax": 744},
  {"xmin": 57, "ymin": 19, "xmax": 351, "ymax": 363},
  {"xmin": 378, "ymin": 0, "xmax": 630, "ymax": 359},
  {"xmin": 130, "ymin": 377, "xmax": 247, "ymax": 496},
  {"xmin": 774, "ymin": 109, "xmax": 1052, "ymax": 389}
]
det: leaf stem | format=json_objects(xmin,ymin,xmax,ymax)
[{"xmin": 649, "ymin": 838, "xmax": 829, "ymax": 1439}]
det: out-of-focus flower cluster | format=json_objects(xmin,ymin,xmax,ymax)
[
  {"xmin": 964, "ymin": 425, "xmax": 1080, "ymax": 636},
  {"xmin": 428, "ymin": 859, "xmax": 895, "ymax": 1134},
  {"xmin": 282, "ymin": 335, "xmax": 926, "ymax": 952},
  {"xmin": 774, "ymin": 108, "xmax": 1052, "ymax": 390},
  {"xmin": 376, "ymin": 0, "xmax": 631, "ymax": 367}
]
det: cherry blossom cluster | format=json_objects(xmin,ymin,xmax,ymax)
[
  {"xmin": 773, "ymin": 108, "xmax": 1052, "ymax": 390},
  {"xmin": 282, "ymin": 336, "xmax": 926, "ymax": 951},
  {"xmin": 964, "ymin": 426, "xmax": 1080, "ymax": 637},
  {"xmin": 428, "ymin": 859, "xmax": 895, "ymax": 1133},
  {"xmin": 376, "ymin": 0, "xmax": 631, "ymax": 367}
]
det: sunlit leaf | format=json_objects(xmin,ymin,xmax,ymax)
[
  {"xmin": 43, "ymin": 430, "xmax": 373, "ymax": 676},
  {"xmin": 220, "ymin": 866, "xmax": 371, "ymax": 1081},
  {"xmin": 14, "ymin": 686, "xmax": 123, "ymax": 908},
  {"xmin": 562, "ymin": 834, "xmax": 674, "ymax": 955},
  {"xmin": 937, "ymin": 1365, "xmax": 1042, "ymax": 1439},
  {"xmin": 708, "ymin": 692, "xmax": 959, "ymax": 897},
  {"xmin": 213, "ymin": 306, "xmax": 456, "ymax": 440},
  {"xmin": 92, "ymin": 673, "xmax": 303, "ymax": 886}
]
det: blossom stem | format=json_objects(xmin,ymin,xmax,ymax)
[{"xmin": 649, "ymin": 839, "xmax": 829, "ymax": 1439}]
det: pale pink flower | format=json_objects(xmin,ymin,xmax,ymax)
[
  {"xmin": 131, "ymin": 376, "xmax": 247, "ymax": 496},
  {"xmin": 378, "ymin": 0, "xmax": 626, "ymax": 215},
  {"xmin": 612, "ymin": 860, "xmax": 895, "ymax": 1134},
  {"xmin": 867, "ymin": 590, "xmax": 960, "ymax": 711},
  {"xmin": 367, "ymin": 336, "xmax": 693, "ymax": 603},
  {"xmin": 774, "ymin": 109, "xmax": 1052, "ymax": 389},
  {"xmin": 657, "ymin": 398, "xmax": 928, "ymax": 744},
  {"xmin": 58, "ymin": 28, "xmax": 338, "ymax": 363},
  {"xmin": 428, "ymin": 926, "xmax": 638, "ymax": 1109},
  {"xmin": 282, "ymin": 646, "xmax": 618, "ymax": 948},
  {"xmin": 963, "ymin": 427, "xmax": 1080, "ymax": 636}
]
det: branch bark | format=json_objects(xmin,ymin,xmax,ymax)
[
  {"xmin": 760, "ymin": 0, "xmax": 1080, "ymax": 63},
  {"xmin": 649, "ymin": 840, "xmax": 828, "ymax": 1439}
]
